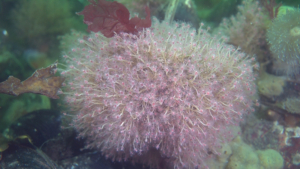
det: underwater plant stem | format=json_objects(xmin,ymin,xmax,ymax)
[{"xmin": 165, "ymin": 0, "xmax": 180, "ymax": 23}]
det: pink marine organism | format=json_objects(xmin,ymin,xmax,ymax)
[
  {"xmin": 60, "ymin": 20, "xmax": 257, "ymax": 168},
  {"xmin": 60, "ymin": 0, "xmax": 257, "ymax": 168},
  {"xmin": 77, "ymin": 0, "xmax": 151, "ymax": 38}
]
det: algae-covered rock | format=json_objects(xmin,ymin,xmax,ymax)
[
  {"xmin": 217, "ymin": 143, "xmax": 232, "ymax": 164},
  {"xmin": 256, "ymin": 149, "xmax": 284, "ymax": 169},
  {"xmin": 292, "ymin": 153, "xmax": 300, "ymax": 166},
  {"xmin": 257, "ymin": 72, "xmax": 286, "ymax": 98},
  {"xmin": 279, "ymin": 97, "xmax": 300, "ymax": 114},
  {"xmin": 226, "ymin": 136, "xmax": 284, "ymax": 169},
  {"xmin": 226, "ymin": 136, "xmax": 260, "ymax": 169},
  {"xmin": 207, "ymin": 143, "xmax": 233, "ymax": 169}
]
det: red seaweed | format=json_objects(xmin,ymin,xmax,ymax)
[
  {"xmin": 78, "ymin": 0, "xmax": 151, "ymax": 38},
  {"xmin": 260, "ymin": 0, "xmax": 282, "ymax": 19}
]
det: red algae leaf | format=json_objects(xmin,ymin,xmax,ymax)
[
  {"xmin": 0, "ymin": 61, "xmax": 65, "ymax": 99},
  {"xmin": 78, "ymin": 0, "xmax": 151, "ymax": 38},
  {"xmin": 130, "ymin": 6, "xmax": 151, "ymax": 30},
  {"xmin": 261, "ymin": 0, "xmax": 282, "ymax": 19}
]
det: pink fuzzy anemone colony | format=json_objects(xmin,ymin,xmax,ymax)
[
  {"xmin": 60, "ymin": 19, "xmax": 257, "ymax": 168},
  {"xmin": 60, "ymin": 0, "xmax": 257, "ymax": 168}
]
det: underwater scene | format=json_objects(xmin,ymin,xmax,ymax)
[{"xmin": 1, "ymin": 0, "xmax": 300, "ymax": 168}]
